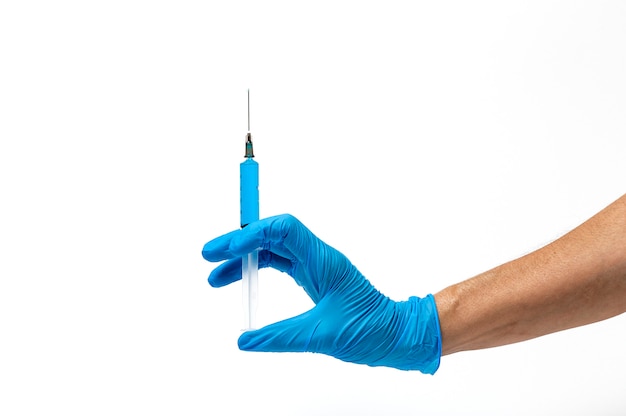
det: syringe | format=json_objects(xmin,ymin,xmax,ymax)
[{"xmin": 240, "ymin": 89, "xmax": 259, "ymax": 330}]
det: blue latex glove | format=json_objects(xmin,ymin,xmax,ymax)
[{"xmin": 202, "ymin": 214, "xmax": 442, "ymax": 374}]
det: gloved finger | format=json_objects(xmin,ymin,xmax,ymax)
[
  {"xmin": 230, "ymin": 214, "xmax": 316, "ymax": 265},
  {"xmin": 237, "ymin": 308, "xmax": 321, "ymax": 353},
  {"xmin": 258, "ymin": 250, "xmax": 294, "ymax": 274},
  {"xmin": 202, "ymin": 229, "xmax": 240, "ymax": 262},
  {"xmin": 202, "ymin": 214, "xmax": 311, "ymax": 262},
  {"xmin": 207, "ymin": 258, "xmax": 241, "ymax": 287},
  {"xmin": 208, "ymin": 251, "xmax": 295, "ymax": 288}
]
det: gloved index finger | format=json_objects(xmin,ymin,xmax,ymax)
[
  {"xmin": 229, "ymin": 214, "xmax": 313, "ymax": 265},
  {"xmin": 202, "ymin": 214, "xmax": 316, "ymax": 271},
  {"xmin": 202, "ymin": 229, "xmax": 241, "ymax": 262}
]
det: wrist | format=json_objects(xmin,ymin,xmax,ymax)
[{"xmin": 381, "ymin": 294, "xmax": 442, "ymax": 374}]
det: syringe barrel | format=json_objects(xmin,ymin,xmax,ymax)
[
  {"xmin": 240, "ymin": 157, "xmax": 259, "ymax": 330},
  {"xmin": 240, "ymin": 158, "xmax": 259, "ymax": 227},
  {"xmin": 241, "ymin": 250, "xmax": 259, "ymax": 330}
]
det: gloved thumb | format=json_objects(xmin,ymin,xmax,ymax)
[{"xmin": 238, "ymin": 309, "xmax": 320, "ymax": 353}]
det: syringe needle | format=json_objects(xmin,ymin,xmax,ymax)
[
  {"xmin": 245, "ymin": 89, "xmax": 254, "ymax": 158},
  {"xmin": 247, "ymin": 88, "xmax": 250, "ymax": 133}
]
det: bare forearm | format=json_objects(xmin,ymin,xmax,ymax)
[{"xmin": 435, "ymin": 194, "xmax": 626, "ymax": 356}]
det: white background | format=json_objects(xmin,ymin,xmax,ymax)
[{"xmin": 1, "ymin": 1, "xmax": 625, "ymax": 415}]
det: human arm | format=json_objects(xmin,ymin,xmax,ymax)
[
  {"xmin": 202, "ymin": 194, "xmax": 626, "ymax": 373},
  {"xmin": 435, "ymin": 193, "xmax": 626, "ymax": 355}
]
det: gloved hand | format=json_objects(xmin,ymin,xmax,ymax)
[{"xmin": 202, "ymin": 214, "xmax": 442, "ymax": 374}]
